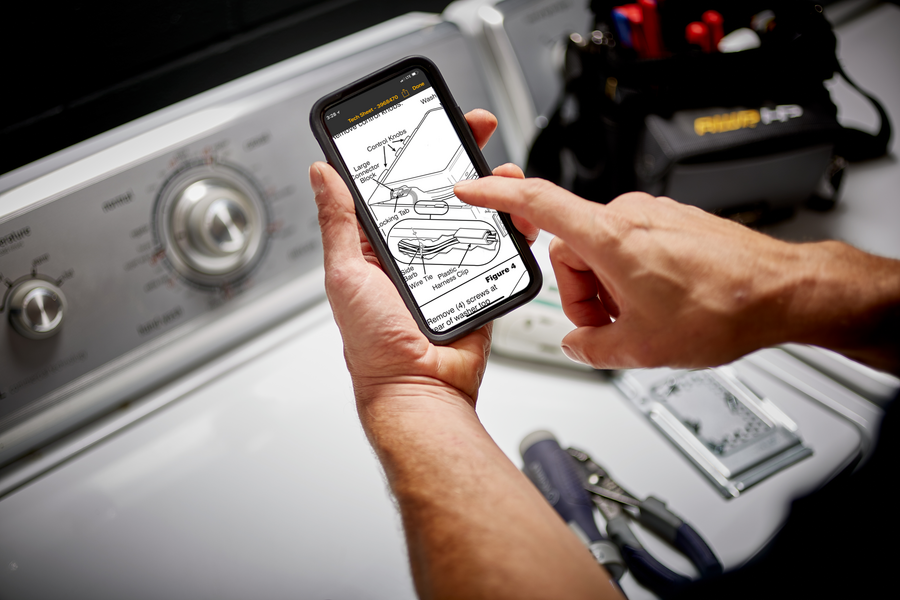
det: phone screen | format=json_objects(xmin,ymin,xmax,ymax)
[{"xmin": 324, "ymin": 68, "xmax": 532, "ymax": 335}]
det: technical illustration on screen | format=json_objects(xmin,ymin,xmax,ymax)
[{"xmin": 328, "ymin": 71, "xmax": 531, "ymax": 333}]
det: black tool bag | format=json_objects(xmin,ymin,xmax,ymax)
[{"xmin": 526, "ymin": 0, "xmax": 891, "ymax": 221}]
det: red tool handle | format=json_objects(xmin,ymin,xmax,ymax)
[
  {"xmin": 685, "ymin": 21, "xmax": 712, "ymax": 53},
  {"xmin": 703, "ymin": 10, "xmax": 724, "ymax": 51},
  {"xmin": 638, "ymin": 0, "xmax": 663, "ymax": 58}
]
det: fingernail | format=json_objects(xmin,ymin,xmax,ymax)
[
  {"xmin": 309, "ymin": 163, "xmax": 324, "ymax": 195},
  {"xmin": 560, "ymin": 344, "xmax": 585, "ymax": 365},
  {"xmin": 454, "ymin": 179, "xmax": 475, "ymax": 190}
]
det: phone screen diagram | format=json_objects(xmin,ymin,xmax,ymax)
[{"xmin": 324, "ymin": 68, "xmax": 531, "ymax": 334}]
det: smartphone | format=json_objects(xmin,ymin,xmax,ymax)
[{"xmin": 310, "ymin": 56, "xmax": 542, "ymax": 344}]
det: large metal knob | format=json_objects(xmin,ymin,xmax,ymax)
[
  {"xmin": 8, "ymin": 280, "xmax": 67, "ymax": 340},
  {"xmin": 168, "ymin": 178, "xmax": 263, "ymax": 277}
]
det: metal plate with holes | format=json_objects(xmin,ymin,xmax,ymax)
[{"xmin": 615, "ymin": 367, "xmax": 812, "ymax": 498}]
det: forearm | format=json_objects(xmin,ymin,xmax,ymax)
[
  {"xmin": 310, "ymin": 116, "xmax": 620, "ymax": 598},
  {"xmin": 780, "ymin": 240, "xmax": 900, "ymax": 374},
  {"xmin": 356, "ymin": 383, "xmax": 621, "ymax": 600}
]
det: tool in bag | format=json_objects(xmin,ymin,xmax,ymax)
[{"xmin": 526, "ymin": 0, "xmax": 891, "ymax": 222}]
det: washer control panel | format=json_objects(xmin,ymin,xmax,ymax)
[{"xmin": 0, "ymin": 98, "xmax": 324, "ymax": 430}]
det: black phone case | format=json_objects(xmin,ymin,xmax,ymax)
[{"xmin": 309, "ymin": 55, "xmax": 542, "ymax": 344}]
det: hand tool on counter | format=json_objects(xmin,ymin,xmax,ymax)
[
  {"xmin": 566, "ymin": 446, "xmax": 723, "ymax": 597},
  {"xmin": 520, "ymin": 431, "xmax": 627, "ymax": 581}
]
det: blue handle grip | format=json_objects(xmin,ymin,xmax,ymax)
[
  {"xmin": 637, "ymin": 495, "xmax": 723, "ymax": 581},
  {"xmin": 621, "ymin": 545, "xmax": 692, "ymax": 597},
  {"xmin": 675, "ymin": 522, "xmax": 723, "ymax": 578},
  {"xmin": 521, "ymin": 435, "xmax": 603, "ymax": 542},
  {"xmin": 617, "ymin": 523, "xmax": 722, "ymax": 596}
]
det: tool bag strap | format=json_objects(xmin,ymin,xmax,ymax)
[{"xmin": 833, "ymin": 62, "xmax": 892, "ymax": 161}]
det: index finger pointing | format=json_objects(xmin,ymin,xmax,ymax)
[{"xmin": 454, "ymin": 176, "xmax": 601, "ymax": 245}]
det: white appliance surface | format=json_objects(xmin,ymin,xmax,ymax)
[
  {"xmin": 0, "ymin": 303, "xmax": 417, "ymax": 599},
  {"xmin": 0, "ymin": 296, "xmax": 866, "ymax": 600},
  {"xmin": 1, "ymin": 3, "xmax": 898, "ymax": 600}
]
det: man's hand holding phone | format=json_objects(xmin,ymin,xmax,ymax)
[
  {"xmin": 309, "ymin": 111, "xmax": 610, "ymax": 600},
  {"xmin": 310, "ymin": 109, "xmax": 536, "ymax": 411},
  {"xmin": 310, "ymin": 57, "xmax": 542, "ymax": 344}
]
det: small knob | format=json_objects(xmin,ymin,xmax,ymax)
[
  {"xmin": 191, "ymin": 196, "xmax": 251, "ymax": 257},
  {"xmin": 8, "ymin": 280, "xmax": 67, "ymax": 339}
]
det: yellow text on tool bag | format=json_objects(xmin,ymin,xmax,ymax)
[
  {"xmin": 694, "ymin": 105, "xmax": 804, "ymax": 136},
  {"xmin": 694, "ymin": 110, "xmax": 760, "ymax": 135}
]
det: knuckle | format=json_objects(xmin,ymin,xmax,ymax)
[
  {"xmin": 574, "ymin": 342, "xmax": 606, "ymax": 369},
  {"xmin": 604, "ymin": 196, "xmax": 653, "ymax": 236},
  {"xmin": 594, "ymin": 211, "xmax": 630, "ymax": 246},
  {"xmin": 316, "ymin": 202, "xmax": 353, "ymax": 232},
  {"xmin": 493, "ymin": 162, "xmax": 525, "ymax": 178},
  {"xmin": 548, "ymin": 236, "xmax": 578, "ymax": 266},
  {"xmin": 548, "ymin": 236, "xmax": 565, "ymax": 256},
  {"xmin": 325, "ymin": 264, "xmax": 353, "ymax": 291},
  {"xmin": 523, "ymin": 177, "xmax": 554, "ymax": 200},
  {"xmin": 630, "ymin": 335, "xmax": 674, "ymax": 368},
  {"xmin": 520, "ymin": 178, "xmax": 558, "ymax": 217},
  {"xmin": 608, "ymin": 193, "xmax": 656, "ymax": 218}
]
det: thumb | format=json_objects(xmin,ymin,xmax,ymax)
[
  {"xmin": 561, "ymin": 324, "xmax": 644, "ymax": 370},
  {"xmin": 310, "ymin": 161, "xmax": 365, "ymax": 271}
]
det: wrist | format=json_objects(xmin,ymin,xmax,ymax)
[
  {"xmin": 351, "ymin": 378, "xmax": 489, "ymax": 496},
  {"xmin": 352, "ymin": 377, "xmax": 479, "ymax": 442},
  {"xmin": 773, "ymin": 240, "xmax": 900, "ymax": 373},
  {"xmin": 353, "ymin": 375, "xmax": 477, "ymax": 411}
]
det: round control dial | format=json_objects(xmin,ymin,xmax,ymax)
[
  {"xmin": 156, "ymin": 167, "xmax": 268, "ymax": 288},
  {"xmin": 8, "ymin": 280, "xmax": 67, "ymax": 340},
  {"xmin": 170, "ymin": 178, "xmax": 261, "ymax": 275}
]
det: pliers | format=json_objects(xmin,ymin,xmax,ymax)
[{"xmin": 566, "ymin": 447, "xmax": 723, "ymax": 597}]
